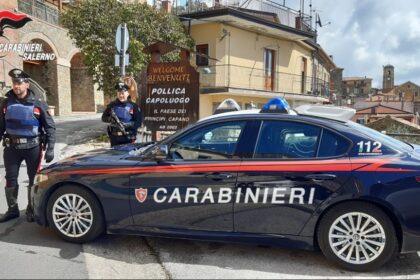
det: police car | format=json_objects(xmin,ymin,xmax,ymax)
[{"xmin": 32, "ymin": 98, "xmax": 420, "ymax": 272}]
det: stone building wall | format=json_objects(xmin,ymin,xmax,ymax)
[
  {"xmin": 71, "ymin": 67, "xmax": 95, "ymax": 111},
  {"xmin": 94, "ymin": 84, "xmax": 105, "ymax": 113},
  {"xmin": 0, "ymin": 1, "xmax": 104, "ymax": 115},
  {"xmin": 56, "ymin": 64, "xmax": 72, "ymax": 115}
]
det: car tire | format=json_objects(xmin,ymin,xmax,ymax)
[
  {"xmin": 47, "ymin": 185, "xmax": 105, "ymax": 243},
  {"xmin": 317, "ymin": 201, "xmax": 398, "ymax": 272}
]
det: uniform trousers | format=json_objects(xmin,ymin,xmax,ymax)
[{"xmin": 4, "ymin": 145, "xmax": 42, "ymax": 189}]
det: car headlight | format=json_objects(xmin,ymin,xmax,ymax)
[{"xmin": 34, "ymin": 173, "xmax": 49, "ymax": 184}]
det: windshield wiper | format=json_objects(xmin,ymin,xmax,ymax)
[{"xmin": 400, "ymin": 139, "xmax": 414, "ymax": 150}]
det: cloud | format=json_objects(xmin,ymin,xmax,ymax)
[{"xmin": 311, "ymin": 0, "xmax": 420, "ymax": 87}]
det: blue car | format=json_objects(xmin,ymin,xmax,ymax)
[{"xmin": 32, "ymin": 99, "xmax": 420, "ymax": 272}]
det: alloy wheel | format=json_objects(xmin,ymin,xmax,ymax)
[
  {"xmin": 328, "ymin": 212, "xmax": 386, "ymax": 265},
  {"xmin": 52, "ymin": 193, "xmax": 93, "ymax": 238}
]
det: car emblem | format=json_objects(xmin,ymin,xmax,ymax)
[{"xmin": 135, "ymin": 188, "xmax": 147, "ymax": 203}]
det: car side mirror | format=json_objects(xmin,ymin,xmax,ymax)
[{"xmin": 149, "ymin": 144, "xmax": 168, "ymax": 161}]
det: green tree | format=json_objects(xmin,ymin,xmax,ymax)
[{"xmin": 61, "ymin": 0, "xmax": 194, "ymax": 96}]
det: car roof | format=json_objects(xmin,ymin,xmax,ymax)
[{"xmin": 198, "ymin": 109, "xmax": 348, "ymax": 128}]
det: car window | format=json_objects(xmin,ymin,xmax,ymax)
[
  {"xmin": 254, "ymin": 121, "xmax": 320, "ymax": 159},
  {"xmin": 317, "ymin": 129, "xmax": 350, "ymax": 157},
  {"xmin": 169, "ymin": 121, "xmax": 246, "ymax": 160}
]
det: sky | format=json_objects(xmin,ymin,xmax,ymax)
[{"xmin": 288, "ymin": 0, "xmax": 420, "ymax": 88}]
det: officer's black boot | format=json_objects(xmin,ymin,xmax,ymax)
[
  {"xmin": 0, "ymin": 187, "xmax": 20, "ymax": 223},
  {"xmin": 26, "ymin": 185, "xmax": 34, "ymax": 223}
]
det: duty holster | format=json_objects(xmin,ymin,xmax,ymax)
[{"xmin": 2, "ymin": 135, "xmax": 10, "ymax": 147}]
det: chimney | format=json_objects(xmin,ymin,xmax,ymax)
[
  {"xmin": 161, "ymin": 0, "xmax": 172, "ymax": 13},
  {"xmin": 295, "ymin": 17, "xmax": 302, "ymax": 30}
]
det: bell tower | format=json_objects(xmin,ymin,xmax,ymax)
[{"xmin": 383, "ymin": 64, "xmax": 394, "ymax": 90}]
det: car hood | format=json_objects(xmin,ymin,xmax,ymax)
[{"xmin": 43, "ymin": 142, "xmax": 154, "ymax": 171}]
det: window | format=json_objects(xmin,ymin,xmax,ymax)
[
  {"xmin": 169, "ymin": 121, "xmax": 246, "ymax": 160},
  {"xmin": 415, "ymin": 91, "xmax": 419, "ymax": 97},
  {"xmin": 196, "ymin": 44, "xmax": 209, "ymax": 66},
  {"xmin": 357, "ymin": 118, "xmax": 366, "ymax": 125},
  {"xmin": 254, "ymin": 121, "xmax": 320, "ymax": 159},
  {"xmin": 301, "ymin": 57, "xmax": 307, "ymax": 93},
  {"xmin": 264, "ymin": 49, "xmax": 275, "ymax": 90},
  {"xmin": 317, "ymin": 130, "xmax": 350, "ymax": 157},
  {"xmin": 264, "ymin": 49, "xmax": 274, "ymax": 76}
]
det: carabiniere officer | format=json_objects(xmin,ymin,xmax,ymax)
[
  {"xmin": 0, "ymin": 69, "xmax": 56, "ymax": 223},
  {"xmin": 102, "ymin": 82, "xmax": 142, "ymax": 147}
]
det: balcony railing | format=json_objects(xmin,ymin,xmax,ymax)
[
  {"xmin": 172, "ymin": 0, "xmax": 314, "ymax": 33},
  {"xmin": 18, "ymin": 0, "xmax": 59, "ymax": 26},
  {"xmin": 197, "ymin": 64, "xmax": 330, "ymax": 98}
]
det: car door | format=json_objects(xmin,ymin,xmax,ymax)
[
  {"xmin": 130, "ymin": 120, "xmax": 248, "ymax": 232},
  {"xmin": 234, "ymin": 120, "xmax": 352, "ymax": 235}
]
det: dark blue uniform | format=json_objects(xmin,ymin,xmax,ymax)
[
  {"xmin": 102, "ymin": 99, "xmax": 142, "ymax": 146},
  {"xmin": 0, "ymin": 89, "xmax": 56, "ymax": 222}
]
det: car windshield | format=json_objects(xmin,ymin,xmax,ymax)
[
  {"xmin": 139, "ymin": 123, "xmax": 196, "ymax": 156},
  {"xmin": 348, "ymin": 121, "xmax": 413, "ymax": 152}
]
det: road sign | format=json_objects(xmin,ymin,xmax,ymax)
[
  {"xmin": 115, "ymin": 54, "xmax": 129, "ymax": 66},
  {"xmin": 115, "ymin": 23, "xmax": 129, "ymax": 54},
  {"xmin": 115, "ymin": 23, "xmax": 130, "ymax": 76}
]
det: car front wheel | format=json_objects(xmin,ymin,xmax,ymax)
[
  {"xmin": 317, "ymin": 201, "xmax": 398, "ymax": 272},
  {"xmin": 47, "ymin": 185, "xmax": 105, "ymax": 243}
]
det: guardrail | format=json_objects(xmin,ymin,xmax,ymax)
[
  {"xmin": 172, "ymin": 0, "xmax": 314, "ymax": 33},
  {"xmin": 197, "ymin": 64, "xmax": 329, "ymax": 97}
]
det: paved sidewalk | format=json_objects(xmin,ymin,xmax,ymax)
[{"xmin": 53, "ymin": 112, "xmax": 103, "ymax": 123}]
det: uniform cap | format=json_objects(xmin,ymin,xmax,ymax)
[
  {"xmin": 8, "ymin": 68, "xmax": 30, "ymax": 83},
  {"xmin": 115, "ymin": 82, "xmax": 129, "ymax": 91}
]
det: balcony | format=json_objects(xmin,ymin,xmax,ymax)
[
  {"xmin": 197, "ymin": 64, "xmax": 330, "ymax": 99},
  {"xmin": 18, "ymin": 0, "xmax": 60, "ymax": 26},
  {"xmin": 172, "ymin": 0, "xmax": 314, "ymax": 33}
]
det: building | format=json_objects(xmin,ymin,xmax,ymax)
[
  {"xmin": 173, "ymin": 0, "xmax": 338, "ymax": 118},
  {"xmin": 1, "ymin": 0, "xmax": 339, "ymax": 120},
  {"xmin": 0, "ymin": 0, "xmax": 104, "ymax": 115},
  {"xmin": 374, "ymin": 65, "xmax": 420, "ymax": 116},
  {"xmin": 353, "ymin": 103, "xmax": 417, "ymax": 125},
  {"xmin": 342, "ymin": 76, "xmax": 372, "ymax": 102},
  {"xmin": 382, "ymin": 64, "xmax": 394, "ymax": 91},
  {"xmin": 367, "ymin": 115, "xmax": 420, "ymax": 145}
]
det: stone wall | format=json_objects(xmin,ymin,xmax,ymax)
[
  {"xmin": 367, "ymin": 115, "xmax": 420, "ymax": 145},
  {"xmin": 56, "ymin": 64, "xmax": 72, "ymax": 115},
  {"xmin": 95, "ymin": 84, "xmax": 105, "ymax": 113},
  {"xmin": 71, "ymin": 67, "xmax": 95, "ymax": 111}
]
